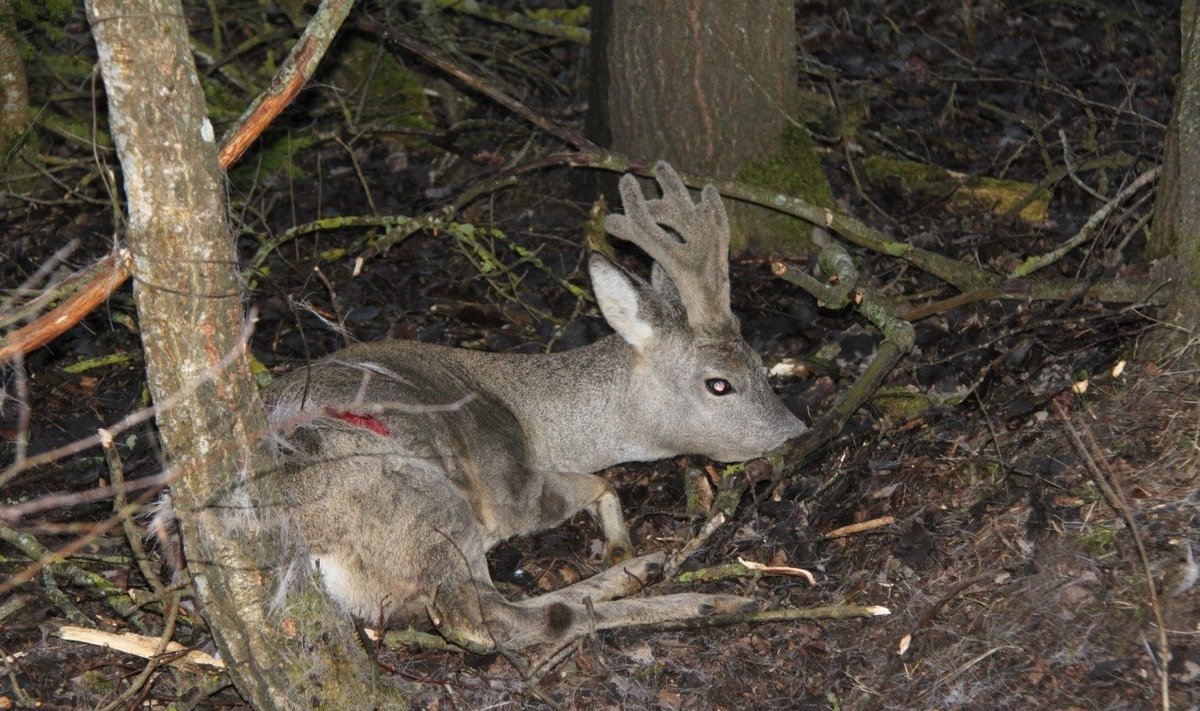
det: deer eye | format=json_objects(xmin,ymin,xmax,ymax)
[{"xmin": 705, "ymin": 378, "xmax": 734, "ymax": 396}]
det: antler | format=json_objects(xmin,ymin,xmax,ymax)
[{"xmin": 604, "ymin": 161, "xmax": 735, "ymax": 331}]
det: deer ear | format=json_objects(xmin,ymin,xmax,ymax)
[{"xmin": 589, "ymin": 254, "xmax": 655, "ymax": 350}]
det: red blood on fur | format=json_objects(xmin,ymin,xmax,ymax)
[{"xmin": 322, "ymin": 407, "xmax": 392, "ymax": 436}]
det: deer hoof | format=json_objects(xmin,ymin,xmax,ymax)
[{"xmin": 605, "ymin": 542, "xmax": 632, "ymax": 564}]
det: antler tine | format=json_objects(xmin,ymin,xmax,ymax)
[{"xmin": 603, "ymin": 161, "xmax": 735, "ymax": 330}]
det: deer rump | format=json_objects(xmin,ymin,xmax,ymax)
[{"xmin": 240, "ymin": 162, "xmax": 804, "ymax": 652}]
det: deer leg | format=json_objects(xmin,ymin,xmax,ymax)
[
  {"xmin": 431, "ymin": 568, "xmax": 758, "ymax": 652},
  {"xmin": 543, "ymin": 471, "xmax": 632, "ymax": 563}
]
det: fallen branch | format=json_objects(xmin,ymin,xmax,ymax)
[
  {"xmin": 0, "ymin": 249, "xmax": 130, "ymax": 366},
  {"xmin": 487, "ymin": 150, "xmax": 1171, "ymax": 306},
  {"xmin": 673, "ymin": 558, "xmax": 816, "ymax": 586},
  {"xmin": 0, "ymin": 522, "xmax": 147, "ymax": 630},
  {"xmin": 644, "ymin": 604, "xmax": 890, "ymax": 633},
  {"xmin": 55, "ymin": 624, "xmax": 225, "ymax": 672}
]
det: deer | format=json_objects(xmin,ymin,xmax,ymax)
[{"xmin": 240, "ymin": 161, "xmax": 806, "ymax": 652}]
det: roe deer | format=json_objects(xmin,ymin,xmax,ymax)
[{"xmin": 255, "ymin": 162, "xmax": 805, "ymax": 651}]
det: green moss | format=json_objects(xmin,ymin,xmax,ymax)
[
  {"xmin": 228, "ymin": 133, "xmax": 317, "ymax": 184},
  {"xmin": 734, "ymin": 122, "xmax": 834, "ymax": 257},
  {"xmin": 39, "ymin": 52, "xmax": 94, "ymax": 82},
  {"xmin": 40, "ymin": 111, "xmax": 111, "ymax": 148},
  {"xmin": 327, "ymin": 36, "xmax": 432, "ymax": 137},
  {"xmin": 870, "ymin": 385, "xmax": 965, "ymax": 419},
  {"xmin": 861, "ymin": 155, "xmax": 1050, "ymax": 223},
  {"xmin": 12, "ymin": 0, "xmax": 73, "ymax": 48},
  {"xmin": 1079, "ymin": 526, "xmax": 1118, "ymax": 557},
  {"xmin": 740, "ymin": 123, "xmax": 834, "ymax": 209},
  {"xmin": 526, "ymin": 6, "xmax": 590, "ymax": 26},
  {"xmin": 632, "ymin": 660, "xmax": 667, "ymax": 680},
  {"xmin": 199, "ymin": 76, "xmax": 246, "ymax": 123},
  {"xmin": 77, "ymin": 669, "xmax": 118, "ymax": 696}
]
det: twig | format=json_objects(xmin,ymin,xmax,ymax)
[
  {"xmin": 771, "ymin": 243, "xmax": 916, "ymax": 476},
  {"xmin": 356, "ymin": 17, "xmax": 595, "ymax": 151},
  {"xmin": 41, "ymin": 567, "xmax": 91, "ymax": 625},
  {"xmin": 0, "ymin": 249, "xmax": 131, "ymax": 366},
  {"xmin": 535, "ymin": 150, "xmax": 1172, "ymax": 306},
  {"xmin": 0, "ymin": 237, "xmax": 80, "ymax": 319},
  {"xmin": 0, "ymin": 0, "xmax": 351, "ymax": 365},
  {"xmin": 1010, "ymin": 165, "xmax": 1160, "ymax": 278},
  {"xmin": 895, "ymin": 288, "xmax": 1003, "ymax": 322},
  {"xmin": 0, "ymin": 311, "xmax": 257, "ymax": 489},
  {"xmin": 361, "ymin": 172, "xmax": 520, "ymax": 259},
  {"xmin": 7, "ymin": 352, "xmax": 30, "ymax": 466},
  {"xmin": 973, "ymin": 390, "xmax": 1009, "ymax": 479},
  {"xmin": 673, "ymin": 558, "xmax": 816, "ymax": 586},
  {"xmin": 663, "ymin": 512, "xmax": 725, "ymax": 581},
  {"xmin": 217, "ymin": 0, "xmax": 356, "ymax": 168},
  {"xmin": 821, "ymin": 516, "xmax": 896, "ymax": 540},
  {"xmin": 1053, "ymin": 398, "xmax": 1171, "ymax": 711},
  {"xmin": 1058, "ymin": 129, "xmax": 1108, "ymax": 203},
  {"xmin": 0, "ymin": 642, "xmax": 34, "ymax": 707},
  {"xmin": 0, "ymin": 522, "xmax": 147, "ymax": 631},
  {"xmin": 0, "ymin": 593, "xmax": 31, "ymax": 625},
  {"xmin": 101, "ymin": 427, "xmax": 168, "ymax": 598}
]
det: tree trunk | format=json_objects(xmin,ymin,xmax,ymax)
[
  {"xmin": 1149, "ymin": 0, "xmax": 1200, "ymax": 361},
  {"xmin": 86, "ymin": 1, "xmax": 407, "ymax": 707},
  {"xmin": 0, "ymin": 0, "xmax": 30, "ymax": 168},
  {"xmin": 586, "ymin": 0, "xmax": 831, "ymax": 256}
]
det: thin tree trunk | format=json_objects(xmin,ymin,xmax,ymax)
[
  {"xmin": 0, "ymin": 0, "xmax": 30, "ymax": 165},
  {"xmin": 86, "ymin": 1, "xmax": 407, "ymax": 707},
  {"xmin": 1149, "ymin": 0, "xmax": 1200, "ymax": 361}
]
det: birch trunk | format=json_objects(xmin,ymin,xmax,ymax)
[{"xmin": 86, "ymin": 1, "xmax": 407, "ymax": 706}]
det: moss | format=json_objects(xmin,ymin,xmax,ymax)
[
  {"xmin": 734, "ymin": 122, "xmax": 834, "ymax": 257},
  {"xmin": 526, "ymin": 6, "xmax": 591, "ymax": 26},
  {"xmin": 199, "ymin": 75, "xmax": 246, "ymax": 123},
  {"xmin": 870, "ymin": 385, "xmax": 965, "ymax": 419},
  {"xmin": 228, "ymin": 134, "xmax": 317, "ymax": 184},
  {"xmin": 862, "ymin": 155, "xmax": 1051, "ymax": 223},
  {"xmin": 76, "ymin": 669, "xmax": 118, "ymax": 696},
  {"xmin": 326, "ymin": 36, "xmax": 432, "ymax": 137},
  {"xmin": 41, "ymin": 111, "xmax": 110, "ymax": 148},
  {"xmin": 1079, "ymin": 526, "xmax": 1118, "ymax": 557},
  {"xmin": 631, "ymin": 659, "xmax": 668, "ymax": 681}
]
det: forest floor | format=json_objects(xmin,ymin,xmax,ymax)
[{"xmin": 1, "ymin": 1, "xmax": 1197, "ymax": 709}]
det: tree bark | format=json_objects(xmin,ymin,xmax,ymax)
[
  {"xmin": 86, "ymin": 1, "xmax": 407, "ymax": 707},
  {"xmin": 0, "ymin": 0, "xmax": 30, "ymax": 166},
  {"xmin": 1149, "ymin": 0, "xmax": 1200, "ymax": 361},
  {"xmin": 586, "ymin": 0, "xmax": 831, "ymax": 256}
]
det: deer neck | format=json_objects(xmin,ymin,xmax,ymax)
[{"xmin": 466, "ymin": 336, "xmax": 670, "ymax": 474}]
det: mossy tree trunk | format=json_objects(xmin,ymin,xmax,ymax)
[
  {"xmin": 1150, "ymin": 0, "xmax": 1200, "ymax": 362},
  {"xmin": 86, "ymin": 0, "xmax": 408, "ymax": 707},
  {"xmin": 0, "ymin": 0, "xmax": 30, "ymax": 169},
  {"xmin": 586, "ymin": 0, "xmax": 831, "ymax": 256}
]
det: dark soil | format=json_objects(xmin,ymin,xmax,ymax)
[{"xmin": 2, "ymin": 1, "xmax": 1196, "ymax": 710}]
